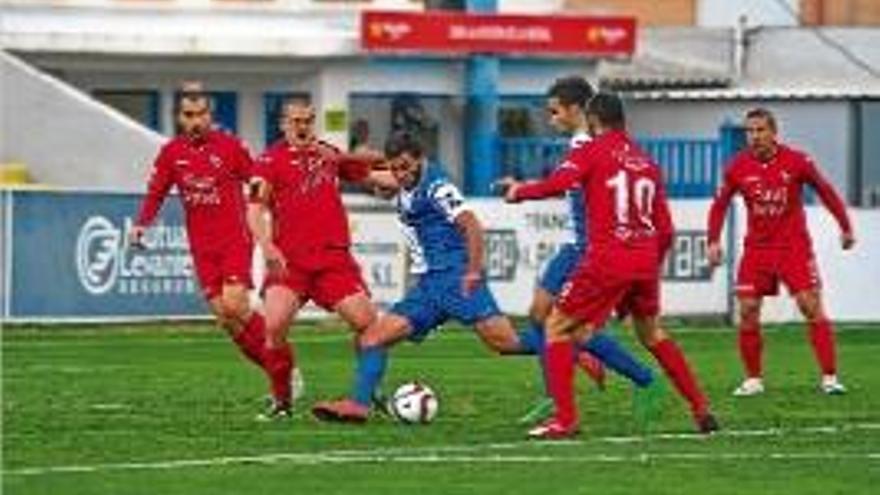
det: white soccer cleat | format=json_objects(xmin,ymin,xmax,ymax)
[
  {"xmin": 732, "ymin": 377, "xmax": 765, "ymax": 397},
  {"xmin": 291, "ymin": 367, "xmax": 306, "ymax": 402},
  {"xmin": 820, "ymin": 375, "xmax": 846, "ymax": 395}
]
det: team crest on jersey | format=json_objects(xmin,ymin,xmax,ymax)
[
  {"xmin": 298, "ymin": 153, "xmax": 336, "ymax": 193},
  {"xmin": 208, "ymin": 154, "xmax": 223, "ymax": 169}
]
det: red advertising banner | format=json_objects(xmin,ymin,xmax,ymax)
[{"xmin": 361, "ymin": 10, "xmax": 636, "ymax": 56}]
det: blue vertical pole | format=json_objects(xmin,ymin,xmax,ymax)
[{"xmin": 464, "ymin": 0, "xmax": 499, "ymax": 196}]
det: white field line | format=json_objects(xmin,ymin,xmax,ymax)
[
  {"xmin": 8, "ymin": 452, "xmax": 880, "ymax": 476},
  {"xmin": 6, "ymin": 422, "xmax": 880, "ymax": 477}
]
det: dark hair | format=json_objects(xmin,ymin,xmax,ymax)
[
  {"xmin": 745, "ymin": 107, "xmax": 777, "ymax": 131},
  {"xmin": 547, "ymin": 76, "xmax": 595, "ymax": 108},
  {"xmin": 384, "ymin": 131, "xmax": 424, "ymax": 159},
  {"xmin": 176, "ymin": 80, "xmax": 209, "ymax": 107},
  {"xmin": 586, "ymin": 92, "xmax": 626, "ymax": 129}
]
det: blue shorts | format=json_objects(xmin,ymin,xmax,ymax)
[
  {"xmin": 391, "ymin": 270, "xmax": 502, "ymax": 343},
  {"xmin": 537, "ymin": 243, "xmax": 584, "ymax": 296}
]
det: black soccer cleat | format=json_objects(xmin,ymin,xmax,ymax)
[{"xmin": 696, "ymin": 413, "xmax": 721, "ymax": 435}]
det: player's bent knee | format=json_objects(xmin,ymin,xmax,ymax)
[
  {"xmin": 794, "ymin": 291, "xmax": 824, "ymax": 321},
  {"xmin": 492, "ymin": 337, "xmax": 522, "ymax": 354},
  {"xmin": 738, "ymin": 299, "xmax": 761, "ymax": 324},
  {"xmin": 544, "ymin": 311, "xmax": 573, "ymax": 342},
  {"xmin": 633, "ymin": 317, "xmax": 666, "ymax": 347},
  {"xmin": 359, "ymin": 328, "xmax": 396, "ymax": 349},
  {"xmin": 529, "ymin": 290, "xmax": 553, "ymax": 323},
  {"xmin": 359, "ymin": 315, "xmax": 411, "ymax": 348},
  {"xmin": 348, "ymin": 310, "xmax": 377, "ymax": 335},
  {"xmin": 221, "ymin": 298, "xmax": 249, "ymax": 323}
]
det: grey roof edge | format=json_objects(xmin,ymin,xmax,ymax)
[{"xmin": 626, "ymin": 86, "xmax": 880, "ymax": 100}]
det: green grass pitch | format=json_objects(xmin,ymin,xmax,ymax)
[{"xmin": 3, "ymin": 321, "xmax": 879, "ymax": 494}]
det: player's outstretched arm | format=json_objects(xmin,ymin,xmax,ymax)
[
  {"xmin": 132, "ymin": 148, "xmax": 175, "ymax": 248},
  {"xmin": 454, "ymin": 210, "xmax": 485, "ymax": 296},
  {"xmin": 802, "ymin": 156, "xmax": 855, "ymax": 249},
  {"xmin": 706, "ymin": 168, "xmax": 738, "ymax": 266},
  {"xmin": 246, "ymin": 178, "xmax": 287, "ymax": 275},
  {"xmin": 337, "ymin": 150, "xmax": 387, "ymax": 183},
  {"xmin": 504, "ymin": 165, "xmax": 581, "ymax": 203}
]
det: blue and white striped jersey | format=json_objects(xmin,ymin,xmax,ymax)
[{"xmin": 395, "ymin": 163, "xmax": 471, "ymax": 274}]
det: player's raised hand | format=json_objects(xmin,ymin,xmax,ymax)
[
  {"xmin": 461, "ymin": 270, "xmax": 482, "ymax": 296},
  {"xmin": 493, "ymin": 176, "xmax": 521, "ymax": 203},
  {"xmin": 707, "ymin": 242, "xmax": 724, "ymax": 267},
  {"xmin": 261, "ymin": 242, "xmax": 288, "ymax": 276},
  {"xmin": 128, "ymin": 225, "xmax": 147, "ymax": 250},
  {"xmin": 841, "ymin": 231, "xmax": 856, "ymax": 250}
]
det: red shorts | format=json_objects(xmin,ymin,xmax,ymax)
[
  {"xmin": 736, "ymin": 246, "xmax": 821, "ymax": 298},
  {"xmin": 263, "ymin": 247, "xmax": 369, "ymax": 310},
  {"xmin": 557, "ymin": 256, "xmax": 660, "ymax": 328},
  {"xmin": 192, "ymin": 241, "xmax": 253, "ymax": 301}
]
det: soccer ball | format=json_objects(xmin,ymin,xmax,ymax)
[{"xmin": 390, "ymin": 381, "xmax": 439, "ymax": 424}]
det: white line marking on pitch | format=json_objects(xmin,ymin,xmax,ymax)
[
  {"xmin": 7, "ymin": 451, "xmax": 880, "ymax": 476},
  {"xmin": 6, "ymin": 422, "xmax": 880, "ymax": 477}
]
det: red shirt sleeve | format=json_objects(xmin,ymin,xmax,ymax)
[
  {"xmin": 337, "ymin": 154, "xmax": 373, "ymax": 183},
  {"xmin": 799, "ymin": 153, "xmax": 852, "ymax": 234},
  {"xmin": 136, "ymin": 144, "xmax": 175, "ymax": 227},
  {"xmin": 513, "ymin": 165, "xmax": 581, "ymax": 201},
  {"xmin": 230, "ymin": 137, "xmax": 256, "ymax": 181},
  {"xmin": 707, "ymin": 161, "xmax": 739, "ymax": 244},
  {"xmin": 513, "ymin": 145, "xmax": 590, "ymax": 201}
]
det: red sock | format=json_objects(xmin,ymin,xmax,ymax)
[
  {"xmin": 650, "ymin": 339, "xmax": 708, "ymax": 417},
  {"xmin": 809, "ymin": 319, "xmax": 837, "ymax": 375},
  {"xmin": 264, "ymin": 344, "xmax": 294, "ymax": 405},
  {"xmin": 738, "ymin": 323, "xmax": 763, "ymax": 378},
  {"xmin": 545, "ymin": 340, "xmax": 577, "ymax": 427},
  {"xmin": 232, "ymin": 313, "xmax": 266, "ymax": 368}
]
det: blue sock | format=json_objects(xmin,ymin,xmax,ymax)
[
  {"xmin": 582, "ymin": 332, "xmax": 653, "ymax": 387},
  {"xmin": 352, "ymin": 345, "xmax": 388, "ymax": 406},
  {"xmin": 516, "ymin": 324, "xmax": 545, "ymax": 355},
  {"xmin": 517, "ymin": 323, "xmax": 549, "ymax": 395}
]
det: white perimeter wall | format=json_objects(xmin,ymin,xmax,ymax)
[
  {"xmin": 346, "ymin": 197, "xmax": 877, "ymax": 323},
  {"xmin": 0, "ymin": 51, "xmax": 164, "ymax": 191},
  {"xmin": 756, "ymin": 206, "xmax": 880, "ymax": 323}
]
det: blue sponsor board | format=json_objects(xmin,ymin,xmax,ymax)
[{"xmin": 5, "ymin": 190, "xmax": 209, "ymax": 320}]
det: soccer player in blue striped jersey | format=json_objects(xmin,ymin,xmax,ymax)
[
  {"xmin": 311, "ymin": 131, "xmax": 570, "ymax": 422},
  {"xmin": 501, "ymin": 76, "xmax": 660, "ymax": 426}
]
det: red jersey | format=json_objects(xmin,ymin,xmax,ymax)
[
  {"xmin": 254, "ymin": 139, "xmax": 371, "ymax": 253},
  {"xmin": 136, "ymin": 130, "xmax": 254, "ymax": 251},
  {"xmin": 707, "ymin": 144, "xmax": 852, "ymax": 250},
  {"xmin": 515, "ymin": 130, "xmax": 673, "ymax": 279}
]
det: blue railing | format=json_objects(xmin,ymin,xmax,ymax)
[
  {"xmin": 496, "ymin": 126, "xmax": 744, "ymax": 198},
  {"xmin": 641, "ymin": 138, "xmax": 723, "ymax": 198}
]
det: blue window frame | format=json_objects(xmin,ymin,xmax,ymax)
[
  {"xmin": 206, "ymin": 91, "xmax": 238, "ymax": 133},
  {"xmin": 93, "ymin": 89, "xmax": 161, "ymax": 132}
]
